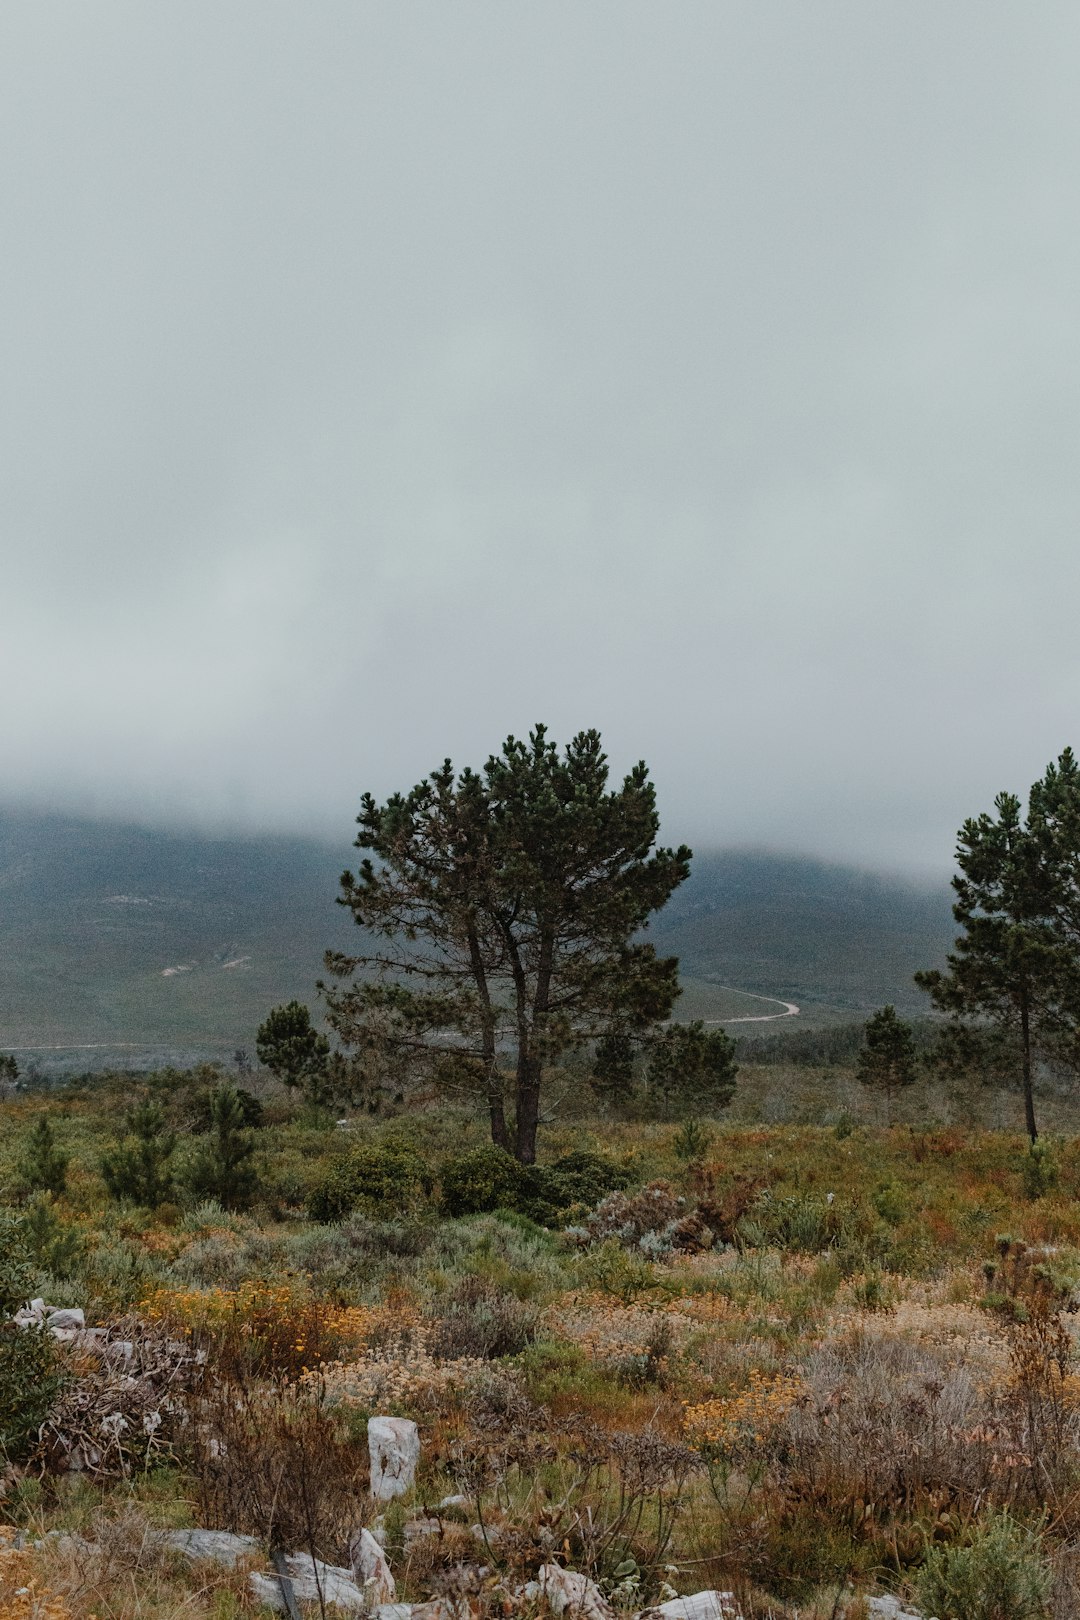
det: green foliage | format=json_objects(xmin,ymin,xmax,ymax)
[
  {"xmin": 916, "ymin": 1510, "xmax": 1051, "ymax": 1620},
  {"xmin": 673, "ymin": 1118, "xmax": 712, "ymax": 1161},
  {"xmin": 440, "ymin": 1144, "xmax": 524, "ymax": 1217},
  {"xmin": 590, "ymin": 1031, "xmax": 637, "ymax": 1103},
  {"xmin": 646, "ymin": 1021, "xmax": 737, "ymax": 1116},
  {"xmin": 438, "ymin": 1144, "xmax": 629, "ymax": 1224},
  {"xmin": 101, "ymin": 1098, "xmax": 176, "ymax": 1208},
  {"xmin": 0, "ymin": 1210, "xmax": 34, "ymax": 1315},
  {"xmin": 20, "ymin": 1113, "xmax": 69, "ymax": 1195},
  {"xmin": 20, "ymin": 1195, "xmax": 83, "ymax": 1280},
  {"xmin": 182, "ymin": 1086, "xmax": 259, "ymax": 1210},
  {"xmin": 857, "ymin": 1005, "xmax": 917, "ymax": 1116},
  {"xmin": 917, "ymin": 749, "xmax": 1080, "ymax": 1141},
  {"xmin": 322, "ymin": 724, "xmax": 691, "ymax": 1163},
  {"xmin": 871, "ymin": 1178, "xmax": 907, "ymax": 1225},
  {"xmin": 307, "ymin": 1137, "xmax": 428, "ymax": 1222},
  {"xmin": 256, "ymin": 1001, "xmax": 331, "ymax": 1101},
  {"xmin": 0, "ymin": 1053, "xmax": 18, "ymax": 1086},
  {"xmin": 191, "ymin": 1085, "xmax": 265, "ymax": 1131},
  {"xmin": 576, "ymin": 1239, "xmax": 655, "ymax": 1303},
  {"xmin": 1022, "ymin": 1139, "xmax": 1058, "ymax": 1200},
  {"xmin": 0, "ymin": 1322, "xmax": 62, "ymax": 1461}
]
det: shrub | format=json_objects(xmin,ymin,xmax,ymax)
[
  {"xmin": 101, "ymin": 1098, "xmax": 176, "ymax": 1208},
  {"xmin": 191, "ymin": 1085, "xmax": 265, "ymax": 1132},
  {"xmin": 182, "ymin": 1087, "xmax": 259, "ymax": 1209},
  {"xmin": 20, "ymin": 1114, "xmax": 69, "ymax": 1195},
  {"xmin": 307, "ymin": 1137, "xmax": 428, "ymax": 1222},
  {"xmin": 440, "ymin": 1145, "xmax": 524, "ymax": 1217},
  {"xmin": 186, "ymin": 1368, "xmax": 368, "ymax": 1558},
  {"xmin": 517, "ymin": 1149, "xmax": 632, "ymax": 1224},
  {"xmin": 1022, "ymin": 1140, "xmax": 1058, "ymax": 1200},
  {"xmin": 0, "ymin": 1210, "xmax": 34, "ymax": 1315},
  {"xmin": 576, "ymin": 1181, "xmax": 710, "ymax": 1256},
  {"xmin": 0, "ymin": 1323, "xmax": 62, "ymax": 1460},
  {"xmin": 916, "ymin": 1510, "xmax": 1051, "ymax": 1620},
  {"xmin": 429, "ymin": 1274, "xmax": 540, "ymax": 1359}
]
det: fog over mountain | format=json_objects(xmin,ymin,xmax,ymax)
[
  {"xmin": 3, "ymin": 6, "xmax": 1080, "ymax": 869},
  {"xmin": 0, "ymin": 809, "xmax": 955, "ymax": 1062}
]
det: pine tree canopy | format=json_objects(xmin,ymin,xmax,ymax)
[
  {"xmin": 320, "ymin": 724, "xmax": 691, "ymax": 1163},
  {"xmin": 917, "ymin": 748, "xmax": 1080, "ymax": 1140}
]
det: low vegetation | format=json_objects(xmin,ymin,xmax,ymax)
[{"xmin": 3, "ymin": 1051, "xmax": 1080, "ymax": 1620}]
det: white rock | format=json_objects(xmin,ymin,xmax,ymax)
[
  {"xmin": 349, "ymin": 1525, "xmax": 396, "ymax": 1605},
  {"xmin": 156, "ymin": 1530, "xmax": 260, "ymax": 1567},
  {"xmin": 368, "ymin": 1416, "xmax": 420, "ymax": 1503},
  {"xmin": 867, "ymin": 1599, "xmax": 924, "ymax": 1620},
  {"xmin": 374, "ymin": 1607, "xmax": 413, "ymax": 1620},
  {"xmin": 536, "ymin": 1564, "xmax": 615, "ymax": 1620},
  {"xmin": 250, "ymin": 1554, "xmax": 367, "ymax": 1614},
  {"xmin": 437, "ymin": 1495, "xmax": 467, "ymax": 1511},
  {"xmin": 46, "ymin": 1307, "xmax": 85, "ymax": 1332},
  {"xmin": 644, "ymin": 1595, "xmax": 742, "ymax": 1620}
]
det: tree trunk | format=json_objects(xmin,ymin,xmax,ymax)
[
  {"xmin": 486, "ymin": 1063, "xmax": 511, "ymax": 1153},
  {"xmin": 1020, "ymin": 987, "xmax": 1038, "ymax": 1142},
  {"xmin": 468, "ymin": 927, "xmax": 510, "ymax": 1151},
  {"xmin": 514, "ymin": 1051, "xmax": 542, "ymax": 1164}
]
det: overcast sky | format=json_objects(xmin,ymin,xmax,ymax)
[{"xmin": 3, "ymin": 4, "xmax": 1079, "ymax": 874}]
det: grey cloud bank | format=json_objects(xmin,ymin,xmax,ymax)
[{"xmin": 2, "ymin": 3, "xmax": 1079, "ymax": 873}]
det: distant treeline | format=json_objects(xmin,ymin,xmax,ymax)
[{"xmin": 732, "ymin": 1018, "xmax": 941, "ymax": 1068}]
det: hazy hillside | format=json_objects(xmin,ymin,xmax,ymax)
[
  {"xmin": 0, "ymin": 809, "xmax": 359, "ymax": 1057},
  {"xmin": 654, "ymin": 849, "xmax": 955, "ymax": 1019},
  {"xmin": 0, "ymin": 810, "xmax": 957, "ymax": 1065}
]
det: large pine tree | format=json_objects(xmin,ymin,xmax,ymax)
[
  {"xmin": 917, "ymin": 753, "xmax": 1080, "ymax": 1140},
  {"xmin": 321, "ymin": 726, "xmax": 691, "ymax": 1163}
]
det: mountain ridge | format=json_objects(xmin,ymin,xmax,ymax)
[{"xmin": 0, "ymin": 808, "xmax": 957, "ymax": 1065}]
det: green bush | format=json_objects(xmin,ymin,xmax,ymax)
[
  {"xmin": 0, "ymin": 1323, "xmax": 63, "ymax": 1461},
  {"xmin": 1022, "ymin": 1140, "xmax": 1058, "ymax": 1200},
  {"xmin": 182, "ymin": 1086, "xmax": 259, "ymax": 1210},
  {"xmin": 191, "ymin": 1086, "xmax": 265, "ymax": 1132},
  {"xmin": 101, "ymin": 1098, "xmax": 176, "ymax": 1208},
  {"xmin": 518, "ymin": 1149, "xmax": 632, "ymax": 1224},
  {"xmin": 20, "ymin": 1196, "xmax": 83, "ymax": 1281},
  {"xmin": 872, "ymin": 1178, "xmax": 908, "ymax": 1225},
  {"xmin": 0, "ymin": 1211, "xmax": 34, "ymax": 1315},
  {"xmin": 673, "ymin": 1119, "xmax": 712, "ymax": 1162},
  {"xmin": 308, "ymin": 1138, "xmax": 428, "ymax": 1223},
  {"xmin": 440, "ymin": 1145, "xmax": 525, "ymax": 1217},
  {"xmin": 20, "ymin": 1115, "xmax": 69, "ymax": 1196},
  {"xmin": 916, "ymin": 1511, "xmax": 1051, "ymax": 1620}
]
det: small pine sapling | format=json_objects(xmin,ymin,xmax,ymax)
[
  {"xmin": 856, "ymin": 1005, "xmax": 917, "ymax": 1125},
  {"xmin": 646, "ymin": 1021, "xmax": 738, "ymax": 1117},
  {"xmin": 20, "ymin": 1115, "xmax": 69, "ymax": 1196},
  {"xmin": 101, "ymin": 1098, "xmax": 176, "ymax": 1208},
  {"xmin": 183, "ymin": 1086, "xmax": 259, "ymax": 1209}
]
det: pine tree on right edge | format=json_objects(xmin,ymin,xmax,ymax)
[{"xmin": 857, "ymin": 1005, "xmax": 917, "ymax": 1126}]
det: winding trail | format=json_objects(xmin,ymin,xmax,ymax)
[
  {"xmin": 703, "ymin": 987, "xmax": 800, "ymax": 1025},
  {"xmin": 1, "ymin": 1042, "xmax": 144, "ymax": 1052}
]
